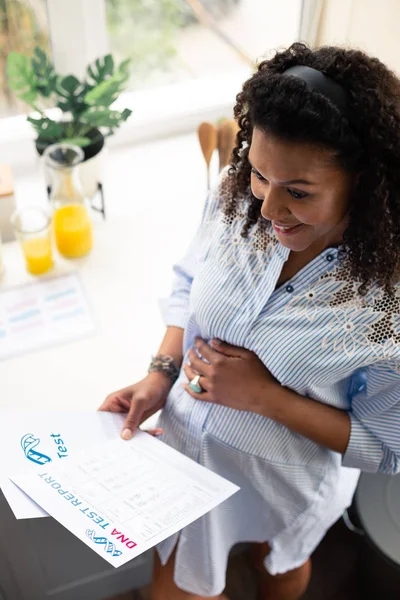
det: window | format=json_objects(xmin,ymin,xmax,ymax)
[
  {"xmin": 0, "ymin": 0, "xmax": 50, "ymax": 118},
  {"xmin": 106, "ymin": 0, "xmax": 301, "ymax": 92},
  {"xmin": 0, "ymin": 0, "xmax": 302, "ymax": 164}
]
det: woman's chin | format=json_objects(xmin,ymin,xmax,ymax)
[{"xmin": 274, "ymin": 231, "xmax": 312, "ymax": 252}]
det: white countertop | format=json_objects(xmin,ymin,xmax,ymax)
[{"xmin": 0, "ymin": 217, "xmax": 173, "ymax": 413}]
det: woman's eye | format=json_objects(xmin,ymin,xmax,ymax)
[
  {"xmin": 251, "ymin": 167, "xmax": 265, "ymax": 181},
  {"xmin": 288, "ymin": 188, "xmax": 308, "ymax": 200},
  {"xmin": 250, "ymin": 168, "xmax": 308, "ymax": 198}
]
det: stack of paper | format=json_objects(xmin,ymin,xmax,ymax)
[{"xmin": 0, "ymin": 412, "xmax": 239, "ymax": 567}]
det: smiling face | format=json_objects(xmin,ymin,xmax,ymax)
[{"xmin": 249, "ymin": 128, "xmax": 355, "ymax": 253}]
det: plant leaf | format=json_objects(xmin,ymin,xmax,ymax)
[
  {"xmin": 31, "ymin": 46, "xmax": 58, "ymax": 98},
  {"xmin": 18, "ymin": 90, "xmax": 39, "ymax": 105},
  {"xmin": 119, "ymin": 58, "xmax": 131, "ymax": 75},
  {"xmin": 27, "ymin": 116, "xmax": 63, "ymax": 140},
  {"xmin": 59, "ymin": 137, "xmax": 91, "ymax": 147},
  {"xmin": 84, "ymin": 54, "xmax": 131, "ymax": 107},
  {"xmin": 59, "ymin": 75, "xmax": 82, "ymax": 95},
  {"xmin": 120, "ymin": 108, "xmax": 132, "ymax": 121},
  {"xmin": 6, "ymin": 52, "xmax": 38, "ymax": 106},
  {"xmin": 86, "ymin": 54, "xmax": 115, "ymax": 86},
  {"xmin": 84, "ymin": 66, "xmax": 131, "ymax": 107},
  {"xmin": 80, "ymin": 107, "xmax": 132, "ymax": 130},
  {"xmin": 84, "ymin": 79, "xmax": 119, "ymax": 107},
  {"xmin": 56, "ymin": 75, "xmax": 87, "ymax": 118}
]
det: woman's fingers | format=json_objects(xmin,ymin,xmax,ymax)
[
  {"xmin": 98, "ymin": 397, "xmax": 130, "ymax": 413},
  {"xmin": 210, "ymin": 338, "xmax": 247, "ymax": 358},
  {"xmin": 99, "ymin": 387, "xmax": 132, "ymax": 412},
  {"xmin": 121, "ymin": 426, "xmax": 164, "ymax": 440},
  {"xmin": 188, "ymin": 348, "xmax": 211, "ymax": 376},
  {"xmin": 183, "ymin": 364, "xmax": 214, "ymax": 402},
  {"xmin": 145, "ymin": 428, "xmax": 164, "ymax": 437},
  {"xmin": 194, "ymin": 337, "xmax": 219, "ymax": 362},
  {"xmin": 121, "ymin": 396, "xmax": 147, "ymax": 440},
  {"xmin": 183, "ymin": 383, "xmax": 214, "ymax": 403},
  {"xmin": 183, "ymin": 363, "xmax": 209, "ymax": 391}
]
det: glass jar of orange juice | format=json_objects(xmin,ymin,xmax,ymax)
[{"xmin": 43, "ymin": 143, "xmax": 93, "ymax": 259}]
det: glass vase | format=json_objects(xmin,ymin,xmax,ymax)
[{"xmin": 43, "ymin": 143, "xmax": 93, "ymax": 259}]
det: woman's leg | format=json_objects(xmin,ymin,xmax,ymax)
[
  {"xmin": 250, "ymin": 543, "xmax": 312, "ymax": 600},
  {"xmin": 151, "ymin": 548, "xmax": 229, "ymax": 600}
]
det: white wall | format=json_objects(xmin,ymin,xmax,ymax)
[{"xmin": 315, "ymin": 0, "xmax": 400, "ymax": 73}]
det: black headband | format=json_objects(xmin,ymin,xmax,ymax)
[{"xmin": 282, "ymin": 65, "xmax": 349, "ymax": 117}]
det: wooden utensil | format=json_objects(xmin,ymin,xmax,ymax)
[
  {"xmin": 217, "ymin": 119, "xmax": 239, "ymax": 172},
  {"xmin": 197, "ymin": 122, "xmax": 218, "ymax": 189}
]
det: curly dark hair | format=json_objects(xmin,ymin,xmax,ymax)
[{"xmin": 226, "ymin": 42, "xmax": 400, "ymax": 293}]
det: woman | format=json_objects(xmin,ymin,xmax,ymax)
[{"xmin": 101, "ymin": 43, "xmax": 400, "ymax": 600}]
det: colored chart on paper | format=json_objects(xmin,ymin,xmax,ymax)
[{"xmin": 0, "ymin": 274, "xmax": 95, "ymax": 361}]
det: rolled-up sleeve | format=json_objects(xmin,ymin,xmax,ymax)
[
  {"xmin": 158, "ymin": 235, "xmax": 201, "ymax": 329},
  {"xmin": 159, "ymin": 168, "xmax": 228, "ymax": 329},
  {"xmin": 342, "ymin": 363, "xmax": 400, "ymax": 474}
]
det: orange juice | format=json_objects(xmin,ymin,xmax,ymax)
[
  {"xmin": 22, "ymin": 237, "xmax": 53, "ymax": 275},
  {"xmin": 53, "ymin": 204, "xmax": 92, "ymax": 258}
]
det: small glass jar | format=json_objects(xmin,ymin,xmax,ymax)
[
  {"xmin": 11, "ymin": 208, "xmax": 54, "ymax": 275},
  {"xmin": 43, "ymin": 143, "xmax": 93, "ymax": 259}
]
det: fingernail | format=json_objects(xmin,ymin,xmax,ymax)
[
  {"xmin": 154, "ymin": 428, "xmax": 163, "ymax": 436},
  {"xmin": 212, "ymin": 338, "xmax": 222, "ymax": 345},
  {"xmin": 121, "ymin": 428, "xmax": 132, "ymax": 440}
]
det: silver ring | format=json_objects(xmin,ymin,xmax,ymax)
[{"xmin": 189, "ymin": 374, "xmax": 203, "ymax": 393}]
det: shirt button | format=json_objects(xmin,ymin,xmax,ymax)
[
  {"xmin": 326, "ymin": 253, "xmax": 335, "ymax": 262},
  {"xmin": 286, "ymin": 285, "xmax": 294, "ymax": 293}
]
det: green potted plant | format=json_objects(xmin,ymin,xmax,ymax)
[{"xmin": 7, "ymin": 47, "xmax": 132, "ymax": 197}]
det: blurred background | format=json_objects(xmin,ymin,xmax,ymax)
[
  {"xmin": 0, "ymin": 0, "xmax": 298, "ymax": 118},
  {"xmin": 0, "ymin": 0, "xmax": 398, "ymax": 166}
]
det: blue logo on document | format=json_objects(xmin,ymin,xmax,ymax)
[
  {"xmin": 86, "ymin": 529, "xmax": 123, "ymax": 558},
  {"xmin": 21, "ymin": 434, "xmax": 52, "ymax": 466}
]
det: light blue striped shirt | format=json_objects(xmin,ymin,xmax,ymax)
[{"xmin": 156, "ymin": 171, "xmax": 400, "ymax": 594}]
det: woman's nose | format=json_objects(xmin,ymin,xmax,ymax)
[{"xmin": 260, "ymin": 187, "xmax": 290, "ymax": 222}]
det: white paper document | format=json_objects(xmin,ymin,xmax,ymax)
[
  {"xmin": 11, "ymin": 431, "xmax": 239, "ymax": 567},
  {"xmin": 0, "ymin": 273, "xmax": 95, "ymax": 361},
  {"xmin": 0, "ymin": 411, "xmax": 125, "ymax": 519}
]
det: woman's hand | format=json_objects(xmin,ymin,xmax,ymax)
[
  {"xmin": 99, "ymin": 372, "xmax": 172, "ymax": 440},
  {"xmin": 183, "ymin": 338, "xmax": 278, "ymax": 414},
  {"xmin": 184, "ymin": 338, "xmax": 352, "ymax": 455}
]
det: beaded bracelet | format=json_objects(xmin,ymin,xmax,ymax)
[{"xmin": 148, "ymin": 354, "xmax": 180, "ymax": 383}]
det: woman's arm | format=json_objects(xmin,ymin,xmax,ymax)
[
  {"xmin": 184, "ymin": 338, "xmax": 400, "ymax": 472},
  {"xmin": 185, "ymin": 339, "xmax": 400, "ymax": 473},
  {"xmin": 263, "ymin": 373, "xmax": 400, "ymax": 475},
  {"xmin": 156, "ymin": 326, "xmax": 185, "ymax": 369},
  {"xmin": 185, "ymin": 337, "xmax": 351, "ymax": 454},
  {"xmin": 261, "ymin": 384, "xmax": 351, "ymax": 455},
  {"xmin": 184, "ymin": 338, "xmax": 351, "ymax": 454}
]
